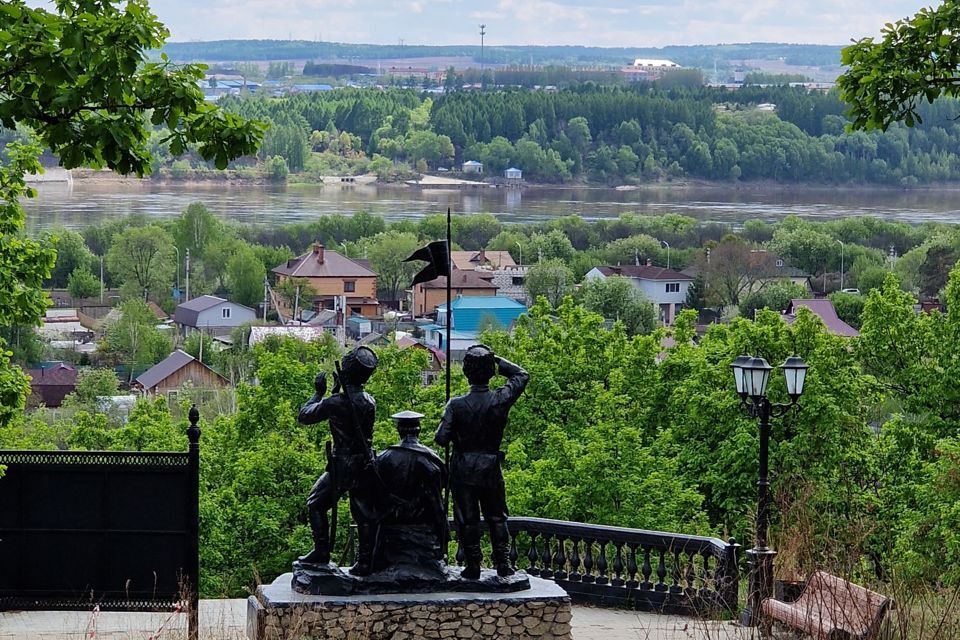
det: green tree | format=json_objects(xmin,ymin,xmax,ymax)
[
  {"xmin": 578, "ymin": 276, "xmax": 657, "ymax": 335},
  {"xmin": 828, "ymin": 292, "xmax": 865, "ymax": 330},
  {"xmin": 839, "ymin": 2, "xmax": 960, "ymax": 131},
  {"xmin": 264, "ymin": 155, "xmax": 289, "ymax": 182},
  {"xmin": 67, "ymin": 267, "xmax": 100, "ymax": 300},
  {"xmin": 227, "ymin": 245, "xmax": 267, "ymax": 308},
  {"xmin": 49, "ymin": 229, "xmax": 94, "ymax": 288},
  {"xmin": 738, "ymin": 280, "xmax": 807, "ymax": 319},
  {"xmin": 101, "ymin": 299, "xmax": 171, "ymax": 383},
  {"xmin": 183, "ymin": 332, "xmax": 215, "ymax": 366},
  {"xmin": 524, "ymin": 259, "xmax": 574, "ymax": 308},
  {"xmin": 64, "ymin": 368, "xmax": 120, "ymax": 406},
  {"xmin": 173, "ymin": 202, "xmax": 222, "ymax": 260},
  {"xmin": 452, "ymin": 214, "xmax": 502, "ymax": 251},
  {"xmin": 361, "ymin": 231, "xmax": 420, "ymax": 302},
  {"xmin": 107, "ymin": 225, "xmax": 175, "ymax": 300}
]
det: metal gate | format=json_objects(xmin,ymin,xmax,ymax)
[{"xmin": 0, "ymin": 408, "xmax": 200, "ymax": 637}]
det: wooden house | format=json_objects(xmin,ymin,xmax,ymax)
[{"xmin": 134, "ymin": 350, "xmax": 228, "ymax": 395}]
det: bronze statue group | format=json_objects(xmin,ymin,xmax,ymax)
[{"xmin": 292, "ymin": 344, "xmax": 529, "ymax": 593}]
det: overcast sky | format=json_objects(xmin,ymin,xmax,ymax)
[{"xmin": 150, "ymin": 0, "xmax": 933, "ymax": 47}]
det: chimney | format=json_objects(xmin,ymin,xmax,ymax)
[
  {"xmin": 646, "ymin": 258, "xmax": 653, "ymax": 267},
  {"xmin": 313, "ymin": 243, "xmax": 325, "ymax": 264}
]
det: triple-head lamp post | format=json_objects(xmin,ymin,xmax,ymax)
[{"xmin": 730, "ymin": 354, "xmax": 808, "ymax": 627}]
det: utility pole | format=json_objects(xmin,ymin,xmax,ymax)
[
  {"xmin": 479, "ymin": 24, "xmax": 486, "ymax": 73},
  {"xmin": 262, "ymin": 276, "xmax": 269, "ymax": 321},
  {"xmin": 185, "ymin": 248, "xmax": 191, "ymax": 302},
  {"xmin": 99, "ymin": 255, "xmax": 104, "ymax": 303}
]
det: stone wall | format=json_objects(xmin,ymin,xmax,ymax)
[{"xmin": 248, "ymin": 574, "xmax": 571, "ymax": 640}]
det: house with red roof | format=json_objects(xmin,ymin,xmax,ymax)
[
  {"xmin": 784, "ymin": 299, "xmax": 859, "ymax": 338},
  {"xmin": 272, "ymin": 244, "xmax": 379, "ymax": 317},
  {"xmin": 25, "ymin": 362, "xmax": 78, "ymax": 408}
]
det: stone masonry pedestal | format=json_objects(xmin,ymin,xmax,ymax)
[{"xmin": 247, "ymin": 572, "xmax": 572, "ymax": 640}]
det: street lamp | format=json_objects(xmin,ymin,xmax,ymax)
[
  {"xmin": 836, "ymin": 239, "xmax": 844, "ymax": 291},
  {"xmin": 660, "ymin": 240, "xmax": 671, "ymax": 270},
  {"xmin": 730, "ymin": 354, "xmax": 808, "ymax": 627},
  {"xmin": 515, "ymin": 241, "xmax": 523, "ymax": 267}
]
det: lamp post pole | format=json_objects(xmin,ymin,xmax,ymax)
[
  {"xmin": 172, "ymin": 245, "xmax": 181, "ymax": 301},
  {"xmin": 515, "ymin": 241, "xmax": 523, "ymax": 267},
  {"xmin": 731, "ymin": 355, "xmax": 807, "ymax": 628},
  {"xmin": 661, "ymin": 240, "xmax": 671, "ymax": 270},
  {"xmin": 837, "ymin": 239, "xmax": 845, "ymax": 291}
]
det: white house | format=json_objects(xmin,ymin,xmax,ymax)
[
  {"xmin": 462, "ymin": 160, "xmax": 483, "ymax": 174},
  {"xmin": 173, "ymin": 295, "xmax": 257, "ymax": 337},
  {"xmin": 584, "ymin": 264, "xmax": 693, "ymax": 325},
  {"xmin": 504, "ymin": 167, "xmax": 522, "ymax": 184}
]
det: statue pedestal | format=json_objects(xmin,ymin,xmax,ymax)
[{"xmin": 247, "ymin": 572, "xmax": 572, "ymax": 640}]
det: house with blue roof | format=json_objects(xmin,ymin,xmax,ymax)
[{"xmin": 421, "ymin": 295, "xmax": 527, "ymax": 358}]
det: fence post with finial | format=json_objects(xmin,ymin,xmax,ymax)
[{"xmin": 186, "ymin": 405, "xmax": 201, "ymax": 640}]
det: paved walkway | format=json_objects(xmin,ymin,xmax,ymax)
[{"xmin": 0, "ymin": 600, "xmax": 757, "ymax": 639}]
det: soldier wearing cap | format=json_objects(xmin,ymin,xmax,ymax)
[
  {"xmin": 435, "ymin": 344, "xmax": 529, "ymax": 579},
  {"xmin": 297, "ymin": 346, "xmax": 379, "ymax": 575}
]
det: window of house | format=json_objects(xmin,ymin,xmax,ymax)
[
  {"xmin": 351, "ymin": 306, "xmax": 362, "ymax": 315},
  {"xmin": 222, "ymin": 307, "xmax": 232, "ymax": 319},
  {"xmin": 512, "ymin": 276, "xmax": 525, "ymax": 286},
  {"xmin": 344, "ymin": 281, "xmax": 356, "ymax": 293},
  {"xmin": 665, "ymin": 282, "xmax": 680, "ymax": 293}
]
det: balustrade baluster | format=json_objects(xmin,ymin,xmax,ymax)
[
  {"xmin": 640, "ymin": 546, "xmax": 653, "ymax": 590},
  {"xmin": 626, "ymin": 543, "xmax": 639, "ymax": 589},
  {"xmin": 595, "ymin": 542, "xmax": 609, "ymax": 585},
  {"xmin": 568, "ymin": 538, "xmax": 582, "ymax": 582},
  {"xmin": 655, "ymin": 549, "xmax": 668, "ymax": 592},
  {"xmin": 670, "ymin": 549, "xmax": 683, "ymax": 594},
  {"xmin": 553, "ymin": 536, "xmax": 568, "ymax": 580},
  {"xmin": 685, "ymin": 553, "xmax": 696, "ymax": 595},
  {"xmin": 540, "ymin": 534, "xmax": 554, "ymax": 578},
  {"xmin": 526, "ymin": 533, "xmax": 540, "ymax": 576},
  {"xmin": 611, "ymin": 542, "xmax": 625, "ymax": 587},
  {"xmin": 582, "ymin": 540, "xmax": 595, "ymax": 583},
  {"xmin": 700, "ymin": 551, "xmax": 713, "ymax": 595},
  {"xmin": 509, "ymin": 535, "xmax": 519, "ymax": 570}
]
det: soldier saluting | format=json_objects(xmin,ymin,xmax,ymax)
[
  {"xmin": 435, "ymin": 344, "xmax": 529, "ymax": 579},
  {"xmin": 297, "ymin": 346, "xmax": 379, "ymax": 576}
]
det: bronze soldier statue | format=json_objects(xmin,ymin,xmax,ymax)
[
  {"xmin": 367, "ymin": 411, "xmax": 448, "ymax": 578},
  {"xmin": 297, "ymin": 346, "xmax": 378, "ymax": 575},
  {"xmin": 435, "ymin": 345, "xmax": 529, "ymax": 579}
]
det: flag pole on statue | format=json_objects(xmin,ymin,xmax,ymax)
[{"xmin": 403, "ymin": 209, "xmax": 454, "ymax": 558}]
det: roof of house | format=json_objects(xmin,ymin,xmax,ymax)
[
  {"xmin": 25, "ymin": 362, "xmax": 78, "ymax": 387},
  {"xmin": 785, "ymin": 299, "xmax": 859, "ymax": 338},
  {"xmin": 272, "ymin": 244, "xmax": 377, "ymax": 279},
  {"xmin": 436, "ymin": 295, "xmax": 528, "ymax": 333},
  {"xmin": 174, "ymin": 295, "xmax": 254, "ymax": 327},
  {"xmin": 449, "ymin": 250, "xmax": 516, "ymax": 271},
  {"xmin": 592, "ymin": 265, "xmax": 694, "ymax": 281},
  {"xmin": 418, "ymin": 269, "xmax": 498, "ymax": 290},
  {"xmin": 463, "ymin": 160, "xmax": 482, "ymax": 166},
  {"xmin": 248, "ymin": 325, "xmax": 327, "ymax": 346},
  {"xmin": 135, "ymin": 350, "xmax": 223, "ymax": 390},
  {"xmin": 25, "ymin": 362, "xmax": 78, "ymax": 408}
]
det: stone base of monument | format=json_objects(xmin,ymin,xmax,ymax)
[{"xmin": 247, "ymin": 572, "xmax": 572, "ymax": 640}]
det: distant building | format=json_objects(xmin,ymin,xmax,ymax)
[
  {"xmin": 785, "ymin": 300, "xmax": 859, "ymax": 338},
  {"xmin": 412, "ymin": 269, "xmax": 498, "ymax": 316},
  {"xmin": 134, "ymin": 350, "xmax": 229, "ymax": 395},
  {"xmin": 272, "ymin": 243, "xmax": 379, "ymax": 317},
  {"xmin": 462, "ymin": 160, "xmax": 483, "ymax": 174},
  {"xmin": 422, "ymin": 296, "xmax": 527, "ymax": 357},
  {"xmin": 174, "ymin": 295, "xmax": 257, "ymax": 337},
  {"xmin": 584, "ymin": 264, "xmax": 693, "ymax": 325},
  {"xmin": 504, "ymin": 167, "xmax": 522, "ymax": 184},
  {"xmin": 622, "ymin": 59, "xmax": 681, "ymax": 81},
  {"xmin": 397, "ymin": 333, "xmax": 444, "ymax": 385},
  {"xmin": 248, "ymin": 325, "xmax": 327, "ymax": 347},
  {"xmin": 489, "ymin": 265, "xmax": 529, "ymax": 304},
  {"xmin": 25, "ymin": 362, "xmax": 77, "ymax": 408},
  {"xmin": 449, "ymin": 249, "xmax": 516, "ymax": 271}
]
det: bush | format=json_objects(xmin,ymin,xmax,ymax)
[
  {"xmin": 67, "ymin": 267, "xmax": 100, "ymax": 299},
  {"xmin": 264, "ymin": 155, "xmax": 289, "ymax": 182}
]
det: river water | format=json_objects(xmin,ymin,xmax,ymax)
[{"xmin": 22, "ymin": 181, "xmax": 960, "ymax": 231}]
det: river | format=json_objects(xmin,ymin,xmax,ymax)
[{"xmin": 22, "ymin": 181, "xmax": 960, "ymax": 231}]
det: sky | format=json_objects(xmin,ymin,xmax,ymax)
[{"xmin": 147, "ymin": 0, "xmax": 934, "ymax": 48}]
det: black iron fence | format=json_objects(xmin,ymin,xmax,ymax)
[
  {"xmin": 455, "ymin": 516, "xmax": 740, "ymax": 615},
  {"xmin": 0, "ymin": 407, "xmax": 201, "ymax": 639}
]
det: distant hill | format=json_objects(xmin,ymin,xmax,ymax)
[{"xmin": 160, "ymin": 40, "xmax": 843, "ymax": 69}]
